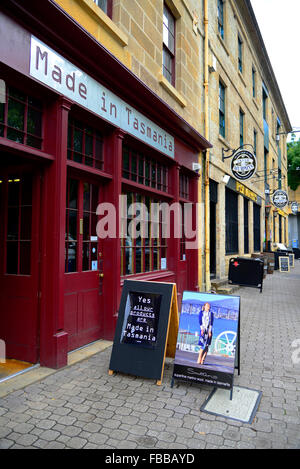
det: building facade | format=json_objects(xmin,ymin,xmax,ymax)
[{"xmin": 0, "ymin": 0, "xmax": 291, "ymax": 370}]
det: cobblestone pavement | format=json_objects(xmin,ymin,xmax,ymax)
[{"xmin": 1, "ymin": 262, "xmax": 300, "ymax": 450}]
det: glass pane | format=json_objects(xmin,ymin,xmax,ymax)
[
  {"xmin": 125, "ymin": 248, "xmax": 133, "ymax": 275},
  {"xmin": 26, "ymin": 135, "xmax": 42, "ymax": 149},
  {"xmin": 6, "ymin": 242, "xmax": 18, "ymax": 274},
  {"xmin": 20, "ymin": 206, "xmax": 32, "ymax": 240},
  {"xmin": 85, "ymin": 133, "xmax": 93, "ymax": 156},
  {"xmin": 9, "ymin": 88, "xmax": 26, "ymax": 101},
  {"xmin": 28, "ymin": 96, "xmax": 42, "ymax": 110},
  {"xmin": 20, "ymin": 242, "xmax": 31, "ymax": 275},
  {"xmin": 0, "ymin": 102, "xmax": 4, "ymax": 123},
  {"xmin": 8, "ymin": 179, "xmax": 20, "ymax": 206},
  {"xmin": 82, "ymin": 242, "xmax": 90, "ymax": 271},
  {"xmin": 7, "ymin": 207, "xmax": 19, "ymax": 240},
  {"xmin": 7, "ymin": 98, "xmax": 24, "ymax": 130},
  {"xmin": 27, "ymin": 107, "xmax": 42, "ymax": 136},
  {"xmin": 68, "ymin": 210, "xmax": 77, "ymax": 240},
  {"xmin": 66, "ymin": 241, "xmax": 77, "ymax": 272},
  {"xmin": 95, "ymin": 139, "xmax": 103, "ymax": 169},
  {"xmin": 92, "ymin": 185, "xmax": 98, "ymax": 213},
  {"xmin": 83, "ymin": 183, "xmax": 91, "ymax": 211},
  {"xmin": 73, "ymin": 128, "xmax": 83, "ymax": 153},
  {"xmin": 7, "ymin": 128, "xmax": 24, "ymax": 144},
  {"xmin": 138, "ymin": 157, "xmax": 144, "ymax": 184},
  {"xmin": 145, "ymin": 248, "xmax": 151, "ymax": 272},
  {"xmin": 69, "ymin": 179, "xmax": 78, "ymax": 209},
  {"xmin": 83, "ymin": 212, "xmax": 90, "ymax": 241},
  {"xmin": 0, "ymin": 123, "xmax": 4, "ymax": 137},
  {"xmin": 21, "ymin": 175, "xmax": 32, "ymax": 206}
]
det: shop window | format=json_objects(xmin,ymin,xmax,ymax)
[
  {"xmin": 253, "ymin": 203, "xmax": 261, "ymax": 251},
  {"xmin": 163, "ymin": 3, "xmax": 176, "ymax": 86},
  {"xmin": 225, "ymin": 188, "xmax": 238, "ymax": 254},
  {"xmin": 121, "ymin": 193, "xmax": 168, "ymax": 276},
  {"xmin": 122, "ymin": 146, "xmax": 168, "ymax": 193},
  {"xmin": 5, "ymin": 175, "xmax": 32, "ymax": 275},
  {"xmin": 179, "ymin": 172, "xmax": 190, "ymax": 200},
  {"xmin": 65, "ymin": 178, "xmax": 99, "ymax": 273},
  {"xmin": 0, "ymin": 87, "xmax": 43, "ymax": 149},
  {"xmin": 68, "ymin": 119, "xmax": 104, "ymax": 171},
  {"xmin": 93, "ymin": 0, "xmax": 113, "ymax": 18}
]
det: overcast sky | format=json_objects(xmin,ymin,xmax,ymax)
[{"xmin": 250, "ymin": 0, "xmax": 300, "ymax": 133}]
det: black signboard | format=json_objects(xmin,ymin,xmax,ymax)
[
  {"xmin": 230, "ymin": 149, "xmax": 257, "ymax": 181},
  {"xmin": 109, "ymin": 280, "xmax": 178, "ymax": 384},
  {"xmin": 279, "ymin": 256, "xmax": 289, "ymax": 272},
  {"xmin": 172, "ymin": 292, "xmax": 240, "ymax": 395},
  {"xmin": 272, "ymin": 189, "xmax": 288, "ymax": 209},
  {"xmin": 228, "ymin": 257, "xmax": 264, "ymax": 292}
]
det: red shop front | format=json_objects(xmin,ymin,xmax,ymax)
[{"xmin": 0, "ymin": 0, "xmax": 211, "ymax": 369}]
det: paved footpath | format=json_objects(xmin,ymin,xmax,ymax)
[{"xmin": 0, "ymin": 262, "xmax": 300, "ymax": 450}]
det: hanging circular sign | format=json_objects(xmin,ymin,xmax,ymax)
[
  {"xmin": 230, "ymin": 149, "xmax": 257, "ymax": 181},
  {"xmin": 272, "ymin": 189, "xmax": 289, "ymax": 209},
  {"xmin": 291, "ymin": 201, "xmax": 299, "ymax": 214}
]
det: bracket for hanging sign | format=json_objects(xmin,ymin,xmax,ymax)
[{"xmin": 222, "ymin": 144, "xmax": 254, "ymax": 162}]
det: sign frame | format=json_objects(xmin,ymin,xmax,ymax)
[
  {"xmin": 171, "ymin": 291, "xmax": 240, "ymax": 399},
  {"xmin": 279, "ymin": 256, "xmax": 290, "ymax": 273},
  {"xmin": 108, "ymin": 280, "xmax": 179, "ymax": 385}
]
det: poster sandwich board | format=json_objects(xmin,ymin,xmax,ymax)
[{"xmin": 172, "ymin": 291, "xmax": 240, "ymax": 391}]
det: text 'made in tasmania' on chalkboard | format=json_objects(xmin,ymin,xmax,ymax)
[
  {"xmin": 279, "ymin": 256, "xmax": 290, "ymax": 272},
  {"xmin": 109, "ymin": 280, "xmax": 179, "ymax": 385},
  {"xmin": 120, "ymin": 291, "xmax": 162, "ymax": 348}
]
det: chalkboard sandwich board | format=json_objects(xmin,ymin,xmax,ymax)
[
  {"xmin": 279, "ymin": 256, "xmax": 290, "ymax": 272},
  {"xmin": 109, "ymin": 280, "xmax": 179, "ymax": 385}
]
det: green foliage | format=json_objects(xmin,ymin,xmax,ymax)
[{"xmin": 287, "ymin": 135, "xmax": 300, "ymax": 190}]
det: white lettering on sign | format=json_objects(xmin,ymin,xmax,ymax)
[{"xmin": 30, "ymin": 36, "xmax": 174, "ymax": 158}]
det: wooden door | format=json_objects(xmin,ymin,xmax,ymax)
[
  {"xmin": 0, "ymin": 168, "xmax": 41, "ymax": 363},
  {"xmin": 64, "ymin": 176, "xmax": 104, "ymax": 351}
]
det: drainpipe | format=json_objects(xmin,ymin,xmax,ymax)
[{"xmin": 204, "ymin": 0, "xmax": 211, "ymax": 292}]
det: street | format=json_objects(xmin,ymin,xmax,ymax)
[{"xmin": 0, "ymin": 261, "xmax": 300, "ymax": 449}]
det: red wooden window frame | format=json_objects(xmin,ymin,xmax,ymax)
[
  {"xmin": 0, "ymin": 86, "xmax": 43, "ymax": 150},
  {"xmin": 120, "ymin": 192, "xmax": 168, "ymax": 276},
  {"xmin": 67, "ymin": 118, "xmax": 104, "ymax": 171},
  {"xmin": 122, "ymin": 145, "xmax": 168, "ymax": 193},
  {"xmin": 1, "ymin": 174, "xmax": 33, "ymax": 276}
]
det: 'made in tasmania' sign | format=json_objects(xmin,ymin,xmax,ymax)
[
  {"xmin": 109, "ymin": 280, "xmax": 179, "ymax": 385},
  {"xmin": 29, "ymin": 36, "xmax": 175, "ymax": 158}
]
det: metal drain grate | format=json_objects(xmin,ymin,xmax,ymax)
[{"xmin": 200, "ymin": 386, "xmax": 262, "ymax": 424}]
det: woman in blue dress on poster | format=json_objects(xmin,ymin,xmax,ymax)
[{"xmin": 197, "ymin": 302, "xmax": 214, "ymax": 365}]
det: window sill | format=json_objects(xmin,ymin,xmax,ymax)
[
  {"xmin": 217, "ymin": 33, "xmax": 230, "ymax": 56},
  {"xmin": 158, "ymin": 73, "xmax": 187, "ymax": 108},
  {"xmin": 81, "ymin": 0, "xmax": 128, "ymax": 47},
  {"xmin": 121, "ymin": 269, "xmax": 175, "ymax": 285}
]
